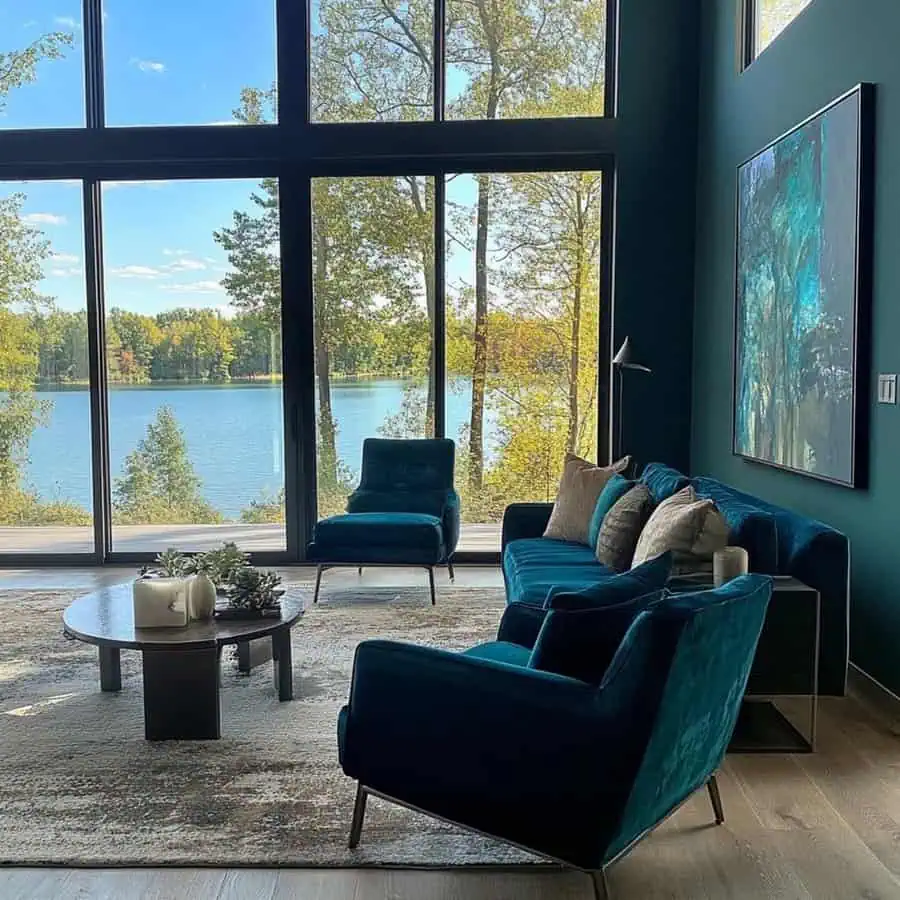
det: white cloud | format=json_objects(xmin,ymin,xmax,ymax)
[
  {"xmin": 24, "ymin": 213, "xmax": 67, "ymax": 226},
  {"xmin": 131, "ymin": 58, "xmax": 166, "ymax": 74},
  {"xmin": 51, "ymin": 252, "xmax": 80, "ymax": 264},
  {"xmin": 160, "ymin": 280, "xmax": 225, "ymax": 295},
  {"xmin": 163, "ymin": 248, "xmax": 191, "ymax": 257},
  {"xmin": 54, "ymin": 16, "xmax": 80, "ymax": 30},
  {"xmin": 102, "ymin": 180, "xmax": 171, "ymax": 191},
  {"xmin": 49, "ymin": 266, "xmax": 82, "ymax": 278},
  {"xmin": 110, "ymin": 265, "xmax": 164, "ymax": 279},
  {"xmin": 164, "ymin": 258, "xmax": 206, "ymax": 273}
]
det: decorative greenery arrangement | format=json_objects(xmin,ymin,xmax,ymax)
[
  {"xmin": 140, "ymin": 547, "xmax": 191, "ymax": 579},
  {"xmin": 224, "ymin": 567, "xmax": 284, "ymax": 612},
  {"xmin": 138, "ymin": 541, "xmax": 282, "ymax": 615},
  {"xmin": 190, "ymin": 542, "xmax": 250, "ymax": 587}
]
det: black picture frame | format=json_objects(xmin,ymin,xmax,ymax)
[{"xmin": 732, "ymin": 83, "xmax": 875, "ymax": 489}]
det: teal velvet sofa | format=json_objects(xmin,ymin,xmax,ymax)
[
  {"xmin": 338, "ymin": 574, "xmax": 773, "ymax": 898},
  {"xmin": 502, "ymin": 462, "xmax": 849, "ymax": 696}
]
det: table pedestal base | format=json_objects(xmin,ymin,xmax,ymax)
[{"xmin": 142, "ymin": 647, "xmax": 221, "ymax": 741}]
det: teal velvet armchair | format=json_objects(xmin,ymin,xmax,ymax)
[
  {"xmin": 337, "ymin": 574, "xmax": 773, "ymax": 898},
  {"xmin": 308, "ymin": 438, "xmax": 460, "ymax": 604}
]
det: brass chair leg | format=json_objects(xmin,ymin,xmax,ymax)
[
  {"xmin": 591, "ymin": 869, "xmax": 611, "ymax": 900},
  {"xmin": 707, "ymin": 774, "xmax": 725, "ymax": 824},
  {"xmin": 313, "ymin": 565, "xmax": 323, "ymax": 604},
  {"xmin": 428, "ymin": 566, "xmax": 436, "ymax": 605},
  {"xmin": 348, "ymin": 783, "xmax": 368, "ymax": 849}
]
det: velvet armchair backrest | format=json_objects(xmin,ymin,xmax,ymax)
[
  {"xmin": 359, "ymin": 438, "xmax": 456, "ymax": 493},
  {"xmin": 603, "ymin": 574, "xmax": 772, "ymax": 863}
]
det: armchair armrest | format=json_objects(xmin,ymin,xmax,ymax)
[
  {"xmin": 443, "ymin": 489, "xmax": 460, "ymax": 556},
  {"xmin": 497, "ymin": 602, "xmax": 548, "ymax": 649},
  {"xmin": 342, "ymin": 640, "xmax": 601, "ymax": 793},
  {"xmin": 502, "ymin": 502, "xmax": 554, "ymax": 549}
]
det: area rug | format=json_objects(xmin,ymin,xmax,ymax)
[{"xmin": 0, "ymin": 585, "xmax": 543, "ymax": 867}]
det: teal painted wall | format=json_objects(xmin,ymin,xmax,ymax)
[
  {"xmin": 692, "ymin": 0, "xmax": 900, "ymax": 692},
  {"xmin": 614, "ymin": 0, "xmax": 700, "ymax": 473}
]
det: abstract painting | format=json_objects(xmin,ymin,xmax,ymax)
[{"xmin": 734, "ymin": 86, "xmax": 872, "ymax": 487}]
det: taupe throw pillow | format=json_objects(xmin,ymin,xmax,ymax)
[
  {"xmin": 543, "ymin": 454, "xmax": 631, "ymax": 546},
  {"xmin": 595, "ymin": 483, "xmax": 655, "ymax": 572},
  {"xmin": 631, "ymin": 486, "xmax": 730, "ymax": 573}
]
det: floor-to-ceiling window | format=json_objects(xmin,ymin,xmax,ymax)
[
  {"xmin": 102, "ymin": 179, "xmax": 285, "ymax": 553},
  {"xmin": 0, "ymin": 0, "xmax": 615, "ymax": 564},
  {"xmin": 0, "ymin": 180, "xmax": 94, "ymax": 553},
  {"xmin": 447, "ymin": 170, "xmax": 603, "ymax": 552},
  {"xmin": 311, "ymin": 176, "xmax": 436, "ymax": 517}
]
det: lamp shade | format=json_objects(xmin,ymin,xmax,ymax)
[{"xmin": 613, "ymin": 337, "xmax": 652, "ymax": 373}]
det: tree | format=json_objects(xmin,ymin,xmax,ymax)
[
  {"xmin": 0, "ymin": 32, "xmax": 84, "ymax": 526},
  {"xmin": 0, "ymin": 194, "xmax": 52, "ymax": 511},
  {"xmin": 108, "ymin": 308, "xmax": 162, "ymax": 383},
  {"xmin": 0, "ymin": 32, "xmax": 73, "ymax": 112},
  {"xmin": 113, "ymin": 406, "xmax": 222, "ymax": 525},
  {"xmin": 444, "ymin": 0, "xmax": 606, "ymax": 495}
]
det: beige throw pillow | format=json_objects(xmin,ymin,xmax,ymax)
[
  {"xmin": 631, "ymin": 486, "xmax": 730, "ymax": 573},
  {"xmin": 543, "ymin": 454, "xmax": 631, "ymax": 546}
]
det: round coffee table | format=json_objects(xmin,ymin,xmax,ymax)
[{"xmin": 63, "ymin": 583, "xmax": 305, "ymax": 741}]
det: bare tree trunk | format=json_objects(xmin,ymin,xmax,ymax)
[
  {"xmin": 314, "ymin": 221, "xmax": 338, "ymax": 487},
  {"xmin": 468, "ymin": 172, "xmax": 492, "ymax": 494},
  {"xmin": 406, "ymin": 175, "xmax": 436, "ymax": 436},
  {"xmin": 567, "ymin": 184, "xmax": 585, "ymax": 455}
]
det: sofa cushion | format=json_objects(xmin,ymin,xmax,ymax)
[
  {"xmin": 529, "ymin": 589, "xmax": 665, "ymax": 684},
  {"xmin": 587, "ymin": 475, "xmax": 635, "ymax": 552},
  {"xmin": 464, "ymin": 641, "xmax": 532, "ymax": 668},
  {"xmin": 640, "ymin": 462, "xmax": 691, "ymax": 504},
  {"xmin": 632, "ymin": 486, "xmax": 730, "ymax": 574},
  {"xmin": 311, "ymin": 513, "xmax": 445, "ymax": 563},
  {"xmin": 503, "ymin": 538, "xmax": 614, "ymax": 606},
  {"xmin": 548, "ymin": 551, "xmax": 673, "ymax": 611},
  {"xmin": 543, "ymin": 454, "xmax": 631, "ymax": 546},
  {"xmin": 596, "ymin": 483, "xmax": 655, "ymax": 571},
  {"xmin": 692, "ymin": 477, "xmax": 779, "ymax": 575}
]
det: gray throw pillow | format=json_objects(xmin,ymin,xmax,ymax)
[{"xmin": 595, "ymin": 483, "xmax": 655, "ymax": 572}]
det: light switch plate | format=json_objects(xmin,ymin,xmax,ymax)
[{"xmin": 878, "ymin": 374, "xmax": 898, "ymax": 405}]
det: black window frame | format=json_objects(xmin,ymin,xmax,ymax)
[
  {"xmin": 0, "ymin": 0, "xmax": 619, "ymax": 567},
  {"xmin": 741, "ymin": 0, "xmax": 814, "ymax": 70}
]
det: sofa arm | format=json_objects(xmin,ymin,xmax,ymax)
[
  {"xmin": 502, "ymin": 503, "xmax": 554, "ymax": 550},
  {"xmin": 497, "ymin": 603, "xmax": 548, "ymax": 648}
]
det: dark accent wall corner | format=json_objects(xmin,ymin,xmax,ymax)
[
  {"xmin": 615, "ymin": 0, "xmax": 701, "ymax": 472},
  {"xmin": 692, "ymin": 0, "xmax": 900, "ymax": 693}
]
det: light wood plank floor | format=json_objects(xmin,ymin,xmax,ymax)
[{"xmin": 2, "ymin": 570, "xmax": 899, "ymax": 899}]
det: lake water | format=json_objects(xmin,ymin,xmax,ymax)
[{"xmin": 25, "ymin": 380, "xmax": 493, "ymax": 518}]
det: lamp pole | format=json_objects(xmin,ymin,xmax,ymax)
[{"xmin": 612, "ymin": 337, "xmax": 652, "ymax": 464}]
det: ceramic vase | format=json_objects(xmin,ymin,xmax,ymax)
[{"xmin": 190, "ymin": 573, "xmax": 217, "ymax": 620}]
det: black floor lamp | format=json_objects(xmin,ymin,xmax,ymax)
[{"xmin": 612, "ymin": 337, "xmax": 652, "ymax": 463}]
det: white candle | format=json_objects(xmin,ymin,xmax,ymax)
[
  {"xmin": 713, "ymin": 547, "xmax": 750, "ymax": 587},
  {"xmin": 133, "ymin": 577, "xmax": 189, "ymax": 628}
]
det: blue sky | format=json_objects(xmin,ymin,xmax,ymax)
[
  {"xmin": 0, "ymin": 1, "xmax": 276, "ymax": 315},
  {"xmin": 0, "ymin": 0, "xmax": 276, "ymax": 128},
  {"xmin": 0, "ymin": 178, "xmax": 266, "ymax": 316},
  {"xmin": 0, "ymin": 3, "xmax": 490, "ymax": 317}
]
